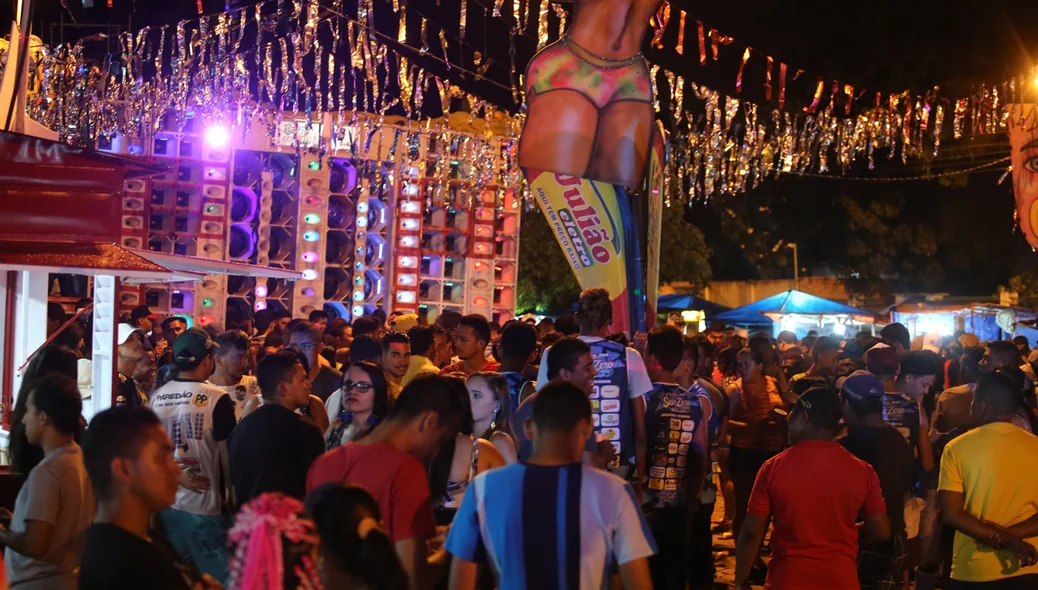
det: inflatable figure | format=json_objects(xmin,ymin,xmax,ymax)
[
  {"xmin": 519, "ymin": 0, "xmax": 661, "ymax": 187},
  {"xmin": 519, "ymin": 0, "xmax": 667, "ymax": 334},
  {"xmin": 1009, "ymin": 104, "xmax": 1038, "ymax": 249}
]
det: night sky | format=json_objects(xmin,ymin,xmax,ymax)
[{"xmin": 22, "ymin": 0, "xmax": 1038, "ymax": 296}]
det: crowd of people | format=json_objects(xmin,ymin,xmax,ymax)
[{"xmin": 7, "ymin": 294, "xmax": 1038, "ymax": 589}]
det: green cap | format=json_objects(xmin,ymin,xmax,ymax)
[{"xmin": 172, "ymin": 327, "xmax": 217, "ymax": 363}]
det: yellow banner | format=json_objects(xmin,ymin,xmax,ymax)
[{"xmin": 528, "ymin": 170, "xmax": 634, "ymax": 333}]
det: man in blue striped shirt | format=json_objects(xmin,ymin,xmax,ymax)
[{"xmin": 445, "ymin": 381, "xmax": 656, "ymax": 590}]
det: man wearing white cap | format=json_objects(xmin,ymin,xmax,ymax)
[{"xmin": 116, "ymin": 323, "xmax": 149, "ymax": 408}]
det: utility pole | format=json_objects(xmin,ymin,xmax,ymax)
[{"xmin": 787, "ymin": 242, "xmax": 799, "ymax": 291}]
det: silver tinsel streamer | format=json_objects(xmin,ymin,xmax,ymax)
[
  {"xmin": 536, "ymin": 0, "xmax": 549, "ymax": 49},
  {"xmin": 20, "ymin": 0, "xmax": 1012, "ymax": 213},
  {"xmin": 553, "ymin": 4, "xmax": 567, "ymax": 35}
]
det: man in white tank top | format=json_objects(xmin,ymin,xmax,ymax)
[
  {"xmin": 206, "ymin": 331, "xmax": 260, "ymax": 421},
  {"xmin": 150, "ymin": 328, "xmax": 237, "ymax": 584}
]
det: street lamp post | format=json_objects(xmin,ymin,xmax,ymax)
[{"xmin": 787, "ymin": 242, "xmax": 799, "ymax": 291}]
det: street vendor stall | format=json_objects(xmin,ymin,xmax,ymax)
[{"xmin": 710, "ymin": 289, "xmax": 876, "ymax": 338}]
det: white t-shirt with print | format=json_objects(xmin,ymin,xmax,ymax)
[
  {"xmin": 150, "ymin": 380, "xmax": 230, "ymax": 515},
  {"xmin": 207, "ymin": 375, "xmax": 261, "ymax": 422}
]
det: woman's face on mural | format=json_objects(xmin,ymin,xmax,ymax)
[{"xmin": 1009, "ymin": 105, "xmax": 1038, "ymax": 249}]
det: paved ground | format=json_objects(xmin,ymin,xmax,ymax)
[{"xmin": 708, "ymin": 494, "xmax": 765, "ymax": 589}]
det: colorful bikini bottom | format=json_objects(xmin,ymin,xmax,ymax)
[{"xmin": 524, "ymin": 35, "xmax": 652, "ymax": 110}]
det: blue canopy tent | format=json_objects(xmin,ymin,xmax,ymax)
[
  {"xmin": 654, "ymin": 293, "xmax": 730, "ymax": 333},
  {"xmin": 710, "ymin": 290, "xmax": 876, "ymax": 337},
  {"xmin": 657, "ymin": 294, "xmax": 730, "ymax": 316}
]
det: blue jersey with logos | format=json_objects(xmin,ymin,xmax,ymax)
[
  {"xmin": 588, "ymin": 338, "xmax": 634, "ymax": 469},
  {"xmin": 537, "ymin": 336, "xmax": 653, "ymax": 469},
  {"xmin": 500, "ymin": 371, "xmax": 531, "ymax": 413},
  {"xmin": 644, "ymin": 383, "xmax": 703, "ymax": 508}
]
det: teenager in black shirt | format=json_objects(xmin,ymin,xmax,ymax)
[
  {"xmin": 79, "ymin": 407, "xmax": 220, "ymax": 590},
  {"xmin": 228, "ymin": 352, "xmax": 325, "ymax": 506},
  {"xmin": 839, "ymin": 373, "xmax": 915, "ymax": 590}
]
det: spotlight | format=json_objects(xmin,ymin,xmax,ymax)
[{"xmin": 204, "ymin": 124, "xmax": 230, "ymax": 149}]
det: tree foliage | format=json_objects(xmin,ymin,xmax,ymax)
[
  {"xmin": 1007, "ymin": 273, "xmax": 1038, "ymax": 309},
  {"xmin": 832, "ymin": 193, "xmax": 941, "ymax": 295},
  {"xmin": 659, "ymin": 203, "xmax": 712, "ymax": 288},
  {"xmin": 694, "ymin": 172, "xmax": 1029, "ymax": 298},
  {"xmin": 516, "ymin": 207, "xmax": 581, "ymax": 312},
  {"xmin": 517, "ymin": 202, "xmax": 713, "ymax": 312}
]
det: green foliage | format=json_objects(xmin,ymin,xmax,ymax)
[
  {"xmin": 703, "ymin": 183, "xmax": 949, "ymax": 297},
  {"xmin": 1007, "ymin": 273, "xmax": 1038, "ymax": 309},
  {"xmin": 517, "ymin": 201, "xmax": 713, "ymax": 313},
  {"xmin": 516, "ymin": 208, "xmax": 580, "ymax": 312},
  {"xmin": 658, "ymin": 203, "xmax": 712, "ymax": 289},
  {"xmin": 834, "ymin": 193, "xmax": 941, "ymax": 296}
]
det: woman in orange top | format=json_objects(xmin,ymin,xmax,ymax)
[{"xmin": 725, "ymin": 347, "xmax": 787, "ymax": 546}]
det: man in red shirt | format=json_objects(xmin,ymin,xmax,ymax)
[
  {"xmin": 440, "ymin": 314, "xmax": 499, "ymax": 376},
  {"xmin": 307, "ymin": 374, "xmax": 466, "ymax": 590},
  {"xmin": 735, "ymin": 386, "xmax": 891, "ymax": 590}
]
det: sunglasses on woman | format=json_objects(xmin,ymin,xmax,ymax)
[{"xmin": 341, "ymin": 380, "xmax": 373, "ymax": 392}]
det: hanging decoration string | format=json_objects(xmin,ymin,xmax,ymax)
[{"xmin": 790, "ymin": 155, "xmax": 1011, "ymax": 182}]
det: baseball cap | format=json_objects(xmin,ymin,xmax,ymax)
[
  {"xmin": 130, "ymin": 305, "xmax": 158, "ymax": 322},
  {"xmin": 864, "ymin": 343, "xmax": 899, "ymax": 376},
  {"xmin": 795, "ymin": 386, "xmax": 844, "ymax": 431},
  {"xmin": 389, "ymin": 313, "xmax": 419, "ymax": 333},
  {"xmin": 117, "ymin": 323, "xmax": 144, "ymax": 346},
  {"xmin": 172, "ymin": 327, "xmax": 217, "ymax": 363},
  {"xmin": 841, "ymin": 371, "xmax": 885, "ymax": 400},
  {"xmin": 900, "ymin": 350, "xmax": 940, "ymax": 377},
  {"xmin": 880, "ymin": 323, "xmax": 911, "ymax": 349}
]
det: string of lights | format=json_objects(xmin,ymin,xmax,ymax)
[{"xmin": 791, "ymin": 155, "xmax": 1011, "ymax": 182}]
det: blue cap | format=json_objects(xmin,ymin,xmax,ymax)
[{"xmin": 841, "ymin": 371, "xmax": 885, "ymax": 399}]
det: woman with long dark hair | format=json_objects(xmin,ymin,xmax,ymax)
[
  {"xmin": 9, "ymin": 345, "xmax": 79, "ymax": 475},
  {"xmin": 429, "ymin": 376, "xmax": 505, "ymax": 526},
  {"xmin": 716, "ymin": 345, "xmax": 741, "ymax": 392},
  {"xmin": 466, "ymin": 372, "xmax": 518, "ymax": 464},
  {"xmin": 306, "ymin": 484, "xmax": 408, "ymax": 590},
  {"xmin": 325, "ymin": 362, "xmax": 389, "ymax": 450}
]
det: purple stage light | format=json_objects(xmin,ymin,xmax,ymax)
[{"xmin": 204, "ymin": 124, "xmax": 230, "ymax": 149}]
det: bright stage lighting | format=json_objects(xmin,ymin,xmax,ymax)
[{"xmin": 204, "ymin": 124, "xmax": 230, "ymax": 148}]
